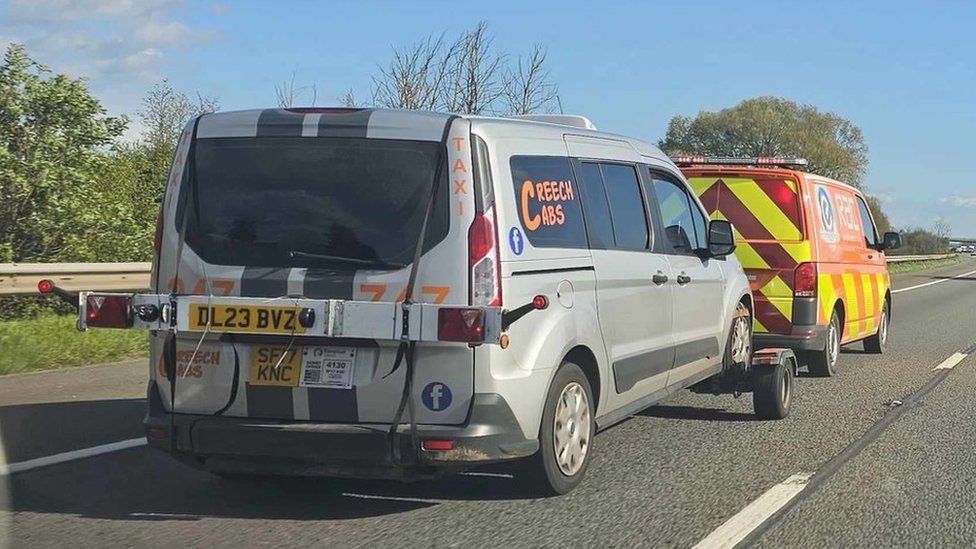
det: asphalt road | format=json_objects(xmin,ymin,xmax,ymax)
[{"xmin": 2, "ymin": 258, "xmax": 976, "ymax": 548}]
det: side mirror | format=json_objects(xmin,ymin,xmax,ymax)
[
  {"xmin": 880, "ymin": 231, "xmax": 901, "ymax": 251},
  {"xmin": 707, "ymin": 220, "xmax": 736, "ymax": 257}
]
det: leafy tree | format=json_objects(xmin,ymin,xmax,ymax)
[
  {"xmin": 865, "ymin": 195, "xmax": 891, "ymax": 235},
  {"xmin": 660, "ymin": 97, "xmax": 869, "ymax": 188},
  {"xmin": 0, "ymin": 43, "xmax": 128, "ymax": 263}
]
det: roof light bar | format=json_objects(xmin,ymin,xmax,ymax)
[{"xmin": 672, "ymin": 156, "xmax": 809, "ymax": 168}]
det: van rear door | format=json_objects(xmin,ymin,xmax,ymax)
[
  {"xmin": 689, "ymin": 172, "xmax": 808, "ymax": 335},
  {"xmin": 152, "ymin": 109, "xmax": 478, "ymax": 425}
]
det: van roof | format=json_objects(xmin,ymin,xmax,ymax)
[
  {"xmin": 194, "ymin": 107, "xmax": 672, "ymax": 166},
  {"xmin": 680, "ymin": 164, "xmax": 862, "ymax": 195}
]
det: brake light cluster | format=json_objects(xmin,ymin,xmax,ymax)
[
  {"xmin": 468, "ymin": 207, "xmax": 502, "ymax": 307},
  {"xmin": 794, "ymin": 262, "xmax": 817, "ymax": 297},
  {"xmin": 85, "ymin": 294, "xmax": 134, "ymax": 328},
  {"xmin": 437, "ymin": 307, "xmax": 485, "ymax": 343}
]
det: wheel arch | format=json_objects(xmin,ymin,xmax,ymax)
[{"xmin": 563, "ymin": 345, "xmax": 601, "ymax": 413}]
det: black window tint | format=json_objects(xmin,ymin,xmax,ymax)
[
  {"xmin": 510, "ymin": 156, "xmax": 587, "ymax": 249},
  {"xmin": 855, "ymin": 195, "xmax": 878, "ymax": 248},
  {"xmin": 601, "ymin": 164, "xmax": 650, "ymax": 250},
  {"xmin": 651, "ymin": 177, "xmax": 697, "ymax": 254},
  {"xmin": 184, "ymin": 137, "xmax": 448, "ymax": 268},
  {"xmin": 576, "ymin": 162, "xmax": 615, "ymax": 248}
]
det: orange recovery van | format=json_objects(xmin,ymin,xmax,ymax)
[{"xmin": 677, "ymin": 157, "xmax": 901, "ymax": 376}]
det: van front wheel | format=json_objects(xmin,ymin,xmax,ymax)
[{"xmin": 524, "ymin": 361, "xmax": 595, "ymax": 496}]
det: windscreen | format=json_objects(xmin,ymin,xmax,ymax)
[
  {"xmin": 691, "ymin": 174, "xmax": 803, "ymax": 242},
  {"xmin": 182, "ymin": 136, "xmax": 448, "ymax": 269}
]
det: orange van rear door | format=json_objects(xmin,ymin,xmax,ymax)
[{"xmin": 690, "ymin": 173, "xmax": 809, "ymax": 334}]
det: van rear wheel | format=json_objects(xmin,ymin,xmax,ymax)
[
  {"xmin": 524, "ymin": 361, "xmax": 594, "ymax": 496},
  {"xmin": 863, "ymin": 301, "xmax": 889, "ymax": 354},
  {"xmin": 806, "ymin": 312, "xmax": 840, "ymax": 377}
]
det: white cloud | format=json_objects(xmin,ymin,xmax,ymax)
[
  {"xmin": 938, "ymin": 195, "xmax": 976, "ymax": 208},
  {"xmin": 6, "ymin": 0, "xmax": 180, "ymax": 22}
]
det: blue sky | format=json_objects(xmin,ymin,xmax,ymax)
[{"xmin": 2, "ymin": 0, "xmax": 974, "ymax": 235}]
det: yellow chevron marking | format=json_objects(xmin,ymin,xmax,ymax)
[
  {"xmin": 783, "ymin": 179, "xmax": 797, "ymax": 192},
  {"xmin": 733, "ymin": 241, "xmax": 770, "ymax": 270},
  {"xmin": 753, "ymin": 316, "xmax": 769, "ymax": 333},
  {"xmin": 723, "ymin": 177, "xmax": 802, "ymax": 241},
  {"xmin": 842, "ymin": 273, "xmax": 860, "ymax": 339},
  {"xmin": 819, "ymin": 274, "xmax": 838, "ymax": 324},
  {"xmin": 781, "ymin": 241, "xmax": 813, "ymax": 263},
  {"xmin": 688, "ymin": 177, "xmax": 718, "ymax": 195},
  {"xmin": 861, "ymin": 273, "xmax": 875, "ymax": 319}
]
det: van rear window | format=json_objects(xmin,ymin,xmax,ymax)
[
  {"xmin": 690, "ymin": 174, "xmax": 803, "ymax": 242},
  {"xmin": 182, "ymin": 137, "xmax": 448, "ymax": 269}
]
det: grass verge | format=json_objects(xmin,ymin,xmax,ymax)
[
  {"xmin": 888, "ymin": 255, "xmax": 962, "ymax": 274},
  {"xmin": 0, "ymin": 314, "xmax": 148, "ymax": 375}
]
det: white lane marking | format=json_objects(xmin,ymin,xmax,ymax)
[
  {"xmin": 341, "ymin": 492, "xmax": 447, "ymax": 504},
  {"xmin": 891, "ymin": 268, "xmax": 976, "ymax": 294},
  {"xmin": 692, "ymin": 472, "xmax": 814, "ymax": 549},
  {"xmin": 933, "ymin": 352, "xmax": 968, "ymax": 371},
  {"xmin": 129, "ymin": 512, "xmax": 200, "ymax": 519},
  {"xmin": 0, "ymin": 437, "xmax": 146, "ymax": 476}
]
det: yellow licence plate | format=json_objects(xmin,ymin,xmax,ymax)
[
  {"xmin": 188, "ymin": 304, "xmax": 306, "ymax": 334},
  {"xmin": 250, "ymin": 346, "xmax": 303, "ymax": 387}
]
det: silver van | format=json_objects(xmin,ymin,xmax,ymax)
[{"xmin": 72, "ymin": 108, "xmax": 790, "ymax": 495}]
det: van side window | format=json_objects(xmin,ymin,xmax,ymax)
[
  {"xmin": 576, "ymin": 162, "xmax": 616, "ymax": 249},
  {"xmin": 855, "ymin": 195, "xmax": 878, "ymax": 248},
  {"xmin": 600, "ymin": 163, "xmax": 650, "ymax": 250},
  {"xmin": 649, "ymin": 175, "xmax": 703, "ymax": 254},
  {"xmin": 510, "ymin": 156, "xmax": 588, "ymax": 249}
]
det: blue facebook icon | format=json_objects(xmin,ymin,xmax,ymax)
[
  {"xmin": 422, "ymin": 382, "xmax": 453, "ymax": 412},
  {"xmin": 509, "ymin": 227, "xmax": 524, "ymax": 255}
]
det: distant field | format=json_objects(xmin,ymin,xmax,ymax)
[
  {"xmin": 0, "ymin": 314, "xmax": 148, "ymax": 375},
  {"xmin": 888, "ymin": 255, "xmax": 962, "ymax": 274}
]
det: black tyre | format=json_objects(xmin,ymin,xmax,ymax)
[
  {"xmin": 525, "ymin": 361, "xmax": 595, "ymax": 496},
  {"xmin": 863, "ymin": 300, "xmax": 889, "ymax": 354},
  {"xmin": 806, "ymin": 311, "xmax": 840, "ymax": 377},
  {"xmin": 753, "ymin": 360, "xmax": 793, "ymax": 420},
  {"xmin": 724, "ymin": 303, "xmax": 753, "ymax": 373}
]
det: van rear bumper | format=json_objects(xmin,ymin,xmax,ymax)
[
  {"xmin": 754, "ymin": 324, "xmax": 827, "ymax": 352},
  {"xmin": 144, "ymin": 383, "xmax": 538, "ymax": 479}
]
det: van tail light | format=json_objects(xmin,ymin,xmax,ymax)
[
  {"xmin": 438, "ymin": 308, "xmax": 485, "ymax": 343},
  {"xmin": 85, "ymin": 294, "xmax": 134, "ymax": 328},
  {"xmin": 468, "ymin": 207, "xmax": 502, "ymax": 307},
  {"xmin": 794, "ymin": 262, "xmax": 817, "ymax": 298}
]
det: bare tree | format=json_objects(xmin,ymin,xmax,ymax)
[
  {"xmin": 443, "ymin": 22, "xmax": 506, "ymax": 114},
  {"xmin": 933, "ymin": 218, "xmax": 951, "ymax": 239},
  {"xmin": 503, "ymin": 44, "xmax": 559, "ymax": 115},
  {"xmin": 275, "ymin": 71, "xmax": 317, "ymax": 107},
  {"xmin": 339, "ymin": 88, "xmax": 358, "ymax": 107},
  {"xmin": 141, "ymin": 79, "xmax": 218, "ymax": 152},
  {"xmin": 371, "ymin": 33, "xmax": 458, "ymax": 110}
]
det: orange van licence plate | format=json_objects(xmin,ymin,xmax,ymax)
[{"xmin": 188, "ymin": 304, "xmax": 306, "ymax": 334}]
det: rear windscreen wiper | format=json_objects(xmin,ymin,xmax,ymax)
[{"xmin": 287, "ymin": 250, "xmax": 406, "ymax": 270}]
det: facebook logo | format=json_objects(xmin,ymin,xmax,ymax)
[
  {"xmin": 509, "ymin": 227, "xmax": 524, "ymax": 256},
  {"xmin": 422, "ymin": 382, "xmax": 453, "ymax": 412}
]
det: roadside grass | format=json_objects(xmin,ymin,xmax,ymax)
[
  {"xmin": 0, "ymin": 314, "xmax": 147, "ymax": 375},
  {"xmin": 888, "ymin": 255, "xmax": 962, "ymax": 274}
]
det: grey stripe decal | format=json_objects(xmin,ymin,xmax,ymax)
[
  {"xmin": 613, "ymin": 347, "xmax": 675, "ymax": 393},
  {"xmin": 240, "ymin": 267, "xmax": 290, "ymax": 298},
  {"xmin": 196, "ymin": 110, "xmax": 261, "ymax": 138},
  {"xmin": 366, "ymin": 109, "xmax": 450, "ymax": 141},
  {"xmin": 308, "ymin": 388, "xmax": 359, "ymax": 422},
  {"xmin": 245, "ymin": 385, "xmax": 294, "ymax": 419},
  {"xmin": 674, "ymin": 337, "xmax": 721, "ymax": 368},
  {"xmin": 303, "ymin": 269, "xmax": 355, "ymax": 299},
  {"xmin": 256, "ymin": 109, "xmax": 305, "ymax": 137},
  {"xmin": 318, "ymin": 109, "xmax": 372, "ymax": 138}
]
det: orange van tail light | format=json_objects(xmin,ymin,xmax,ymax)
[
  {"xmin": 438, "ymin": 307, "xmax": 485, "ymax": 343},
  {"xmin": 794, "ymin": 262, "xmax": 817, "ymax": 297},
  {"xmin": 468, "ymin": 207, "xmax": 502, "ymax": 307},
  {"xmin": 85, "ymin": 294, "xmax": 134, "ymax": 328}
]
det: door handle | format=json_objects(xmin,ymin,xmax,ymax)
[
  {"xmin": 677, "ymin": 273, "xmax": 692, "ymax": 285},
  {"xmin": 652, "ymin": 273, "xmax": 669, "ymax": 285}
]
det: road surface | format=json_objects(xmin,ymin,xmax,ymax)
[{"xmin": 2, "ymin": 258, "xmax": 976, "ymax": 548}]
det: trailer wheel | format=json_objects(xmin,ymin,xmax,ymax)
[{"xmin": 753, "ymin": 359, "xmax": 793, "ymax": 420}]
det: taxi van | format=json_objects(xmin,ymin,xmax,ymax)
[
  {"xmin": 66, "ymin": 109, "xmax": 772, "ymax": 495},
  {"xmin": 678, "ymin": 157, "xmax": 901, "ymax": 376}
]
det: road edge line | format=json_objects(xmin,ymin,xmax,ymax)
[
  {"xmin": 0, "ymin": 437, "xmax": 146, "ymax": 476},
  {"xmin": 891, "ymin": 268, "xmax": 976, "ymax": 294},
  {"xmin": 692, "ymin": 472, "xmax": 814, "ymax": 549}
]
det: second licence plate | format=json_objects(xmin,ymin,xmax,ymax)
[{"xmin": 249, "ymin": 346, "xmax": 355, "ymax": 389}]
